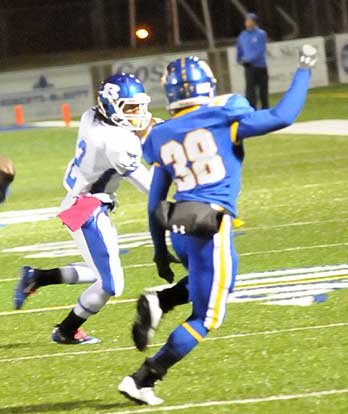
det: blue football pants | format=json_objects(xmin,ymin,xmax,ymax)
[{"xmin": 149, "ymin": 215, "xmax": 238, "ymax": 364}]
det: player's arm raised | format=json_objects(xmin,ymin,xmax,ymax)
[{"xmin": 236, "ymin": 45, "xmax": 317, "ymax": 139}]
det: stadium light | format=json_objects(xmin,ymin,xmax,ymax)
[{"xmin": 135, "ymin": 28, "xmax": 150, "ymax": 40}]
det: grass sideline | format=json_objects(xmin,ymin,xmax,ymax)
[{"xmin": 0, "ymin": 83, "xmax": 347, "ymax": 413}]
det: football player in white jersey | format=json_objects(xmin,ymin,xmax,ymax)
[{"xmin": 13, "ymin": 73, "xmax": 154, "ymax": 344}]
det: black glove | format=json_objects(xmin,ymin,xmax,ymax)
[{"xmin": 154, "ymin": 252, "xmax": 181, "ymax": 283}]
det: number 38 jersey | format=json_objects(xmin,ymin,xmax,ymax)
[
  {"xmin": 143, "ymin": 94, "xmax": 254, "ymax": 216},
  {"xmin": 62, "ymin": 108, "xmax": 147, "ymax": 209}
]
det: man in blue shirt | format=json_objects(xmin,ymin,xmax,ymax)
[
  {"xmin": 119, "ymin": 46, "xmax": 318, "ymax": 405},
  {"xmin": 237, "ymin": 13, "xmax": 269, "ymax": 109}
]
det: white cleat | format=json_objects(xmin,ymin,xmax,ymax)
[
  {"xmin": 118, "ymin": 376, "xmax": 163, "ymax": 405},
  {"xmin": 132, "ymin": 293, "xmax": 163, "ymax": 351}
]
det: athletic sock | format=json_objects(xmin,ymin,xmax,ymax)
[
  {"xmin": 33, "ymin": 268, "xmax": 63, "ymax": 287},
  {"xmin": 133, "ymin": 319, "xmax": 208, "ymax": 387},
  {"xmin": 33, "ymin": 266, "xmax": 79, "ymax": 287},
  {"xmin": 132, "ymin": 349, "xmax": 180, "ymax": 388},
  {"xmin": 157, "ymin": 276, "xmax": 189, "ymax": 313},
  {"xmin": 58, "ymin": 310, "xmax": 86, "ymax": 339}
]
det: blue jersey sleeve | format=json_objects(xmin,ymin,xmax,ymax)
[
  {"xmin": 237, "ymin": 68, "xmax": 311, "ymax": 139},
  {"xmin": 142, "ymin": 134, "xmax": 155, "ymax": 166},
  {"xmin": 148, "ymin": 166, "xmax": 172, "ymax": 257}
]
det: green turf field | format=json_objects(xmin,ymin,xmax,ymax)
[{"xmin": 0, "ymin": 84, "xmax": 347, "ymax": 414}]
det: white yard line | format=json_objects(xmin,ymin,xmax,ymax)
[
  {"xmin": 0, "ymin": 322, "xmax": 347, "ymax": 364},
  {"xmin": 240, "ymin": 242, "xmax": 348, "ymax": 257},
  {"xmin": 0, "ymin": 263, "xmax": 155, "ymax": 283},
  {"xmin": 0, "ymin": 298, "xmax": 136, "ymax": 316},
  {"xmin": 236, "ymin": 264, "xmax": 348, "ymax": 279},
  {"xmin": 245, "ymin": 180, "xmax": 348, "ymax": 195},
  {"xmin": 102, "ymin": 388, "xmax": 348, "ymax": 414},
  {"xmin": 236, "ymin": 269, "xmax": 348, "ymax": 285},
  {"xmin": 241, "ymin": 217, "xmax": 348, "ymax": 232},
  {"xmin": 0, "ymin": 279, "xmax": 343, "ymax": 316}
]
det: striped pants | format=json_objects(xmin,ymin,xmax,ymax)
[
  {"xmin": 148, "ymin": 215, "xmax": 238, "ymax": 370},
  {"xmin": 171, "ymin": 214, "xmax": 238, "ymax": 332}
]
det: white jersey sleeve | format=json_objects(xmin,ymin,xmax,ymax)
[{"xmin": 125, "ymin": 163, "xmax": 153, "ymax": 193}]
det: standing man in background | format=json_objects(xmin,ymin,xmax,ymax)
[{"xmin": 237, "ymin": 13, "xmax": 269, "ymax": 109}]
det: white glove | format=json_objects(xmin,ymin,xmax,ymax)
[{"xmin": 298, "ymin": 44, "xmax": 318, "ymax": 69}]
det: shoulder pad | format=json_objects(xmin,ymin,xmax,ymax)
[
  {"xmin": 210, "ymin": 94, "xmax": 236, "ymax": 107},
  {"xmin": 210, "ymin": 94, "xmax": 254, "ymax": 117}
]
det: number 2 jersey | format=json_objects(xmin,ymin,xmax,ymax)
[
  {"xmin": 62, "ymin": 107, "xmax": 151, "ymax": 210},
  {"xmin": 143, "ymin": 68, "xmax": 311, "ymax": 217}
]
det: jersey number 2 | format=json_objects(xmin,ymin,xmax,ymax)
[
  {"xmin": 66, "ymin": 139, "xmax": 87, "ymax": 189},
  {"xmin": 160, "ymin": 129, "xmax": 226, "ymax": 191}
]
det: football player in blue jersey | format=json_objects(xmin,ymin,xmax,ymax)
[{"xmin": 118, "ymin": 45, "xmax": 318, "ymax": 405}]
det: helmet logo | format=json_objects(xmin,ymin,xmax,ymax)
[
  {"xmin": 101, "ymin": 83, "xmax": 120, "ymax": 101},
  {"xmin": 162, "ymin": 57, "xmax": 217, "ymax": 111}
]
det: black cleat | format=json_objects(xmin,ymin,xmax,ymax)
[{"xmin": 132, "ymin": 294, "xmax": 163, "ymax": 351}]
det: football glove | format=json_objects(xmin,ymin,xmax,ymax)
[
  {"xmin": 298, "ymin": 44, "xmax": 318, "ymax": 69},
  {"xmin": 154, "ymin": 252, "xmax": 180, "ymax": 283}
]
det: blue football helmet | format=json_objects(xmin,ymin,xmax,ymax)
[
  {"xmin": 97, "ymin": 73, "xmax": 151, "ymax": 131},
  {"xmin": 162, "ymin": 56, "xmax": 217, "ymax": 111}
]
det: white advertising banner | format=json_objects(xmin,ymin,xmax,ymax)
[
  {"xmin": 0, "ymin": 64, "xmax": 93, "ymax": 124},
  {"xmin": 113, "ymin": 50, "xmax": 208, "ymax": 107},
  {"xmin": 227, "ymin": 36, "xmax": 329, "ymax": 95},
  {"xmin": 335, "ymin": 33, "xmax": 348, "ymax": 83}
]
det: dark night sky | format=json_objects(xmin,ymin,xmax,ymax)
[{"xmin": 0, "ymin": 0, "xmax": 341, "ymax": 59}]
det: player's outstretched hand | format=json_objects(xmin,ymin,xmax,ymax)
[
  {"xmin": 154, "ymin": 252, "xmax": 180, "ymax": 283},
  {"xmin": 299, "ymin": 44, "xmax": 318, "ymax": 69}
]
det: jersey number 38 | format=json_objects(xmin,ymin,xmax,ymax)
[{"xmin": 160, "ymin": 128, "xmax": 226, "ymax": 191}]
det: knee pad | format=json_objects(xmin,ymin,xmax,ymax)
[{"xmin": 75, "ymin": 282, "xmax": 110, "ymax": 319}]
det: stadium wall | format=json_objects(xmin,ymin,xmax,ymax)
[{"xmin": 0, "ymin": 35, "xmax": 345, "ymax": 125}]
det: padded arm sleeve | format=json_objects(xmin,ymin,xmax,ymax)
[
  {"xmin": 237, "ymin": 68, "xmax": 311, "ymax": 139},
  {"xmin": 126, "ymin": 164, "xmax": 154, "ymax": 194},
  {"xmin": 148, "ymin": 166, "xmax": 172, "ymax": 258},
  {"xmin": 106, "ymin": 151, "xmax": 141, "ymax": 176}
]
